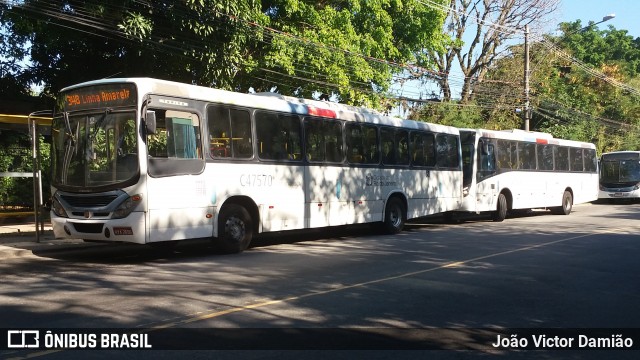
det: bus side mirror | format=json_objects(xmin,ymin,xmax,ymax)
[{"xmin": 145, "ymin": 111, "xmax": 157, "ymax": 134}]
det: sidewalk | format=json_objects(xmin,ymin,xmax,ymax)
[{"xmin": 0, "ymin": 222, "xmax": 91, "ymax": 259}]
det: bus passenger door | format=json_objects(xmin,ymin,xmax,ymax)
[
  {"xmin": 146, "ymin": 109, "xmax": 212, "ymax": 243},
  {"xmin": 305, "ymin": 165, "xmax": 332, "ymax": 227},
  {"xmin": 475, "ymin": 140, "xmax": 497, "ymax": 211}
]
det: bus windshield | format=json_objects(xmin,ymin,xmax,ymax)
[
  {"xmin": 51, "ymin": 110, "xmax": 138, "ymax": 190},
  {"xmin": 601, "ymin": 158, "xmax": 640, "ymax": 185}
]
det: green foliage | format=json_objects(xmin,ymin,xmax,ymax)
[
  {"xmin": 117, "ymin": 12, "xmax": 153, "ymax": 40},
  {"xmin": 1, "ymin": 0, "xmax": 447, "ymax": 107},
  {"xmin": 1, "ymin": 0, "xmax": 268, "ymax": 94},
  {"xmin": 0, "ymin": 131, "xmax": 50, "ymax": 209},
  {"xmin": 532, "ymin": 22, "xmax": 640, "ymax": 152},
  {"xmin": 452, "ymin": 22, "xmax": 640, "ymax": 153},
  {"xmin": 243, "ymin": 0, "xmax": 447, "ymax": 107},
  {"xmin": 410, "ymin": 102, "xmax": 484, "ymax": 128}
]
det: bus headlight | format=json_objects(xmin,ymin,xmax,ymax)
[
  {"xmin": 51, "ymin": 197, "xmax": 68, "ymax": 218},
  {"xmin": 634, "ymin": 184, "xmax": 640, "ymax": 190},
  {"xmin": 112, "ymin": 194, "xmax": 142, "ymax": 219}
]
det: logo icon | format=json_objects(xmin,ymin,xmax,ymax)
[{"xmin": 7, "ymin": 330, "xmax": 40, "ymax": 348}]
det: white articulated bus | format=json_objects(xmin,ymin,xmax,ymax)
[
  {"xmin": 599, "ymin": 151, "xmax": 640, "ymax": 201},
  {"xmin": 458, "ymin": 129, "xmax": 599, "ymax": 221},
  {"xmin": 50, "ymin": 78, "xmax": 462, "ymax": 253}
]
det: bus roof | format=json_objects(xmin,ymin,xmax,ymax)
[
  {"xmin": 461, "ymin": 128, "xmax": 595, "ymax": 149},
  {"xmin": 600, "ymin": 151, "xmax": 640, "ymax": 159},
  {"xmin": 61, "ymin": 77, "xmax": 459, "ymax": 135}
]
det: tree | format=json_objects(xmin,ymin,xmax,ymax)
[
  {"xmin": 536, "ymin": 22, "xmax": 640, "ymax": 151},
  {"xmin": 471, "ymin": 20, "xmax": 640, "ymax": 152},
  {"xmin": 252, "ymin": 0, "xmax": 448, "ymax": 106},
  {"xmin": 0, "ymin": 130, "xmax": 50, "ymax": 209},
  {"xmin": 424, "ymin": 0, "xmax": 558, "ymax": 103},
  {"xmin": 1, "ymin": 0, "xmax": 267, "ymax": 98},
  {"xmin": 1, "ymin": 0, "xmax": 449, "ymax": 108}
]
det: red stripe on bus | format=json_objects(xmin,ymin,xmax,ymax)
[{"xmin": 307, "ymin": 106, "xmax": 337, "ymax": 118}]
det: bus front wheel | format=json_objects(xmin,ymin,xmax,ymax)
[
  {"xmin": 382, "ymin": 197, "xmax": 406, "ymax": 234},
  {"xmin": 215, "ymin": 204, "xmax": 252, "ymax": 253},
  {"xmin": 492, "ymin": 193, "xmax": 508, "ymax": 222}
]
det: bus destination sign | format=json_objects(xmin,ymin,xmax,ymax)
[{"xmin": 61, "ymin": 83, "xmax": 137, "ymax": 111}]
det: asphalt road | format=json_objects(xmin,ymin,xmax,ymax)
[{"xmin": 1, "ymin": 202, "xmax": 639, "ymax": 359}]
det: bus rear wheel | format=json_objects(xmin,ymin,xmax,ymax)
[
  {"xmin": 215, "ymin": 204, "xmax": 252, "ymax": 254},
  {"xmin": 552, "ymin": 191, "xmax": 573, "ymax": 215},
  {"xmin": 382, "ymin": 197, "xmax": 406, "ymax": 234},
  {"xmin": 492, "ymin": 193, "xmax": 508, "ymax": 222}
]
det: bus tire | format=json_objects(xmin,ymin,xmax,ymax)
[
  {"xmin": 215, "ymin": 204, "xmax": 252, "ymax": 254},
  {"xmin": 552, "ymin": 191, "xmax": 573, "ymax": 215},
  {"xmin": 382, "ymin": 197, "xmax": 406, "ymax": 234},
  {"xmin": 492, "ymin": 193, "xmax": 508, "ymax": 222}
]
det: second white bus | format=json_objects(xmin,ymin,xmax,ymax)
[{"xmin": 458, "ymin": 129, "xmax": 599, "ymax": 221}]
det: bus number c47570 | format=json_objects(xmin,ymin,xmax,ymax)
[{"xmin": 240, "ymin": 174, "xmax": 274, "ymax": 187}]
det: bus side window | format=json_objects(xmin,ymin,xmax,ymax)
[
  {"xmin": 165, "ymin": 111, "xmax": 201, "ymax": 159},
  {"xmin": 208, "ymin": 105, "xmax": 231, "ymax": 158},
  {"xmin": 230, "ymin": 109, "xmax": 252, "ymax": 159},
  {"xmin": 381, "ymin": 128, "xmax": 395, "ymax": 165},
  {"xmin": 409, "ymin": 132, "xmax": 437, "ymax": 168},
  {"xmin": 410, "ymin": 132, "xmax": 425, "ymax": 166},
  {"xmin": 497, "ymin": 140, "xmax": 517, "ymax": 169},
  {"xmin": 348, "ymin": 126, "xmax": 364, "ymax": 163},
  {"xmin": 436, "ymin": 134, "xmax": 459, "ymax": 168},
  {"xmin": 305, "ymin": 118, "xmax": 324, "ymax": 162},
  {"xmin": 478, "ymin": 140, "xmax": 496, "ymax": 179},
  {"xmin": 570, "ymin": 148, "xmax": 584, "ymax": 171},
  {"xmin": 537, "ymin": 144, "xmax": 554, "ymax": 170},
  {"xmin": 208, "ymin": 105, "xmax": 253, "ymax": 159},
  {"xmin": 395, "ymin": 130, "xmax": 409, "ymax": 165},
  {"xmin": 584, "ymin": 149, "xmax": 597, "ymax": 173},
  {"xmin": 305, "ymin": 117, "xmax": 343, "ymax": 163},
  {"xmin": 325, "ymin": 120, "xmax": 343, "ymax": 163},
  {"xmin": 363, "ymin": 124, "xmax": 379, "ymax": 164},
  {"xmin": 555, "ymin": 146, "xmax": 569, "ymax": 171},
  {"xmin": 519, "ymin": 142, "xmax": 536, "ymax": 170},
  {"xmin": 256, "ymin": 111, "xmax": 302, "ymax": 161}
]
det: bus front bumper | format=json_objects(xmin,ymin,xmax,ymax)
[{"xmin": 51, "ymin": 211, "xmax": 146, "ymax": 244}]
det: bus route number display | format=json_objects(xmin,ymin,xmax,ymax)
[{"xmin": 62, "ymin": 83, "xmax": 137, "ymax": 111}]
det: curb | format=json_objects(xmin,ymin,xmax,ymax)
[{"xmin": 0, "ymin": 228, "xmax": 96, "ymax": 259}]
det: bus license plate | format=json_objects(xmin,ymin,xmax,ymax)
[
  {"xmin": 113, "ymin": 227, "xmax": 134, "ymax": 235},
  {"xmin": 612, "ymin": 193, "xmax": 629, "ymax": 198}
]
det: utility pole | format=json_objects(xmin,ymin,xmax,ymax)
[{"xmin": 523, "ymin": 24, "xmax": 530, "ymax": 131}]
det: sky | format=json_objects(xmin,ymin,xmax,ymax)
[
  {"xmin": 391, "ymin": 0, "xmax": 640, "ymax": 112},
  {"xmin": 558, "ymin": 0, "xmax": 640, "ymax": 37}
]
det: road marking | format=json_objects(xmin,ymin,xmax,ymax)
[
  {"xmin": 148, "ymin": 227, "xmax": 623, "ymax": 329},
  {"xmin": 5, "ymin": 227, "xmax": 626, "ymax": 359}
]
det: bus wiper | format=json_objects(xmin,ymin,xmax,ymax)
[
  {"xmin": 63, "ymin": 111, "xmax": 75, "ymax": 146},
  {"xmin": 62, "ymin": 111, "xmax": 76, "ymax": 182}
]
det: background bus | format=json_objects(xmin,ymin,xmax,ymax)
[
  {"xmin": 50, "ymin": 78, "xmax": 463, "ymax": 253},
  {"xmin": 458, "ymin": 129, "xmax": 599, "ymax": 221},
  {"xmin": 599, "ymin": 151, "xmax": 640, "ymax": 202}
]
